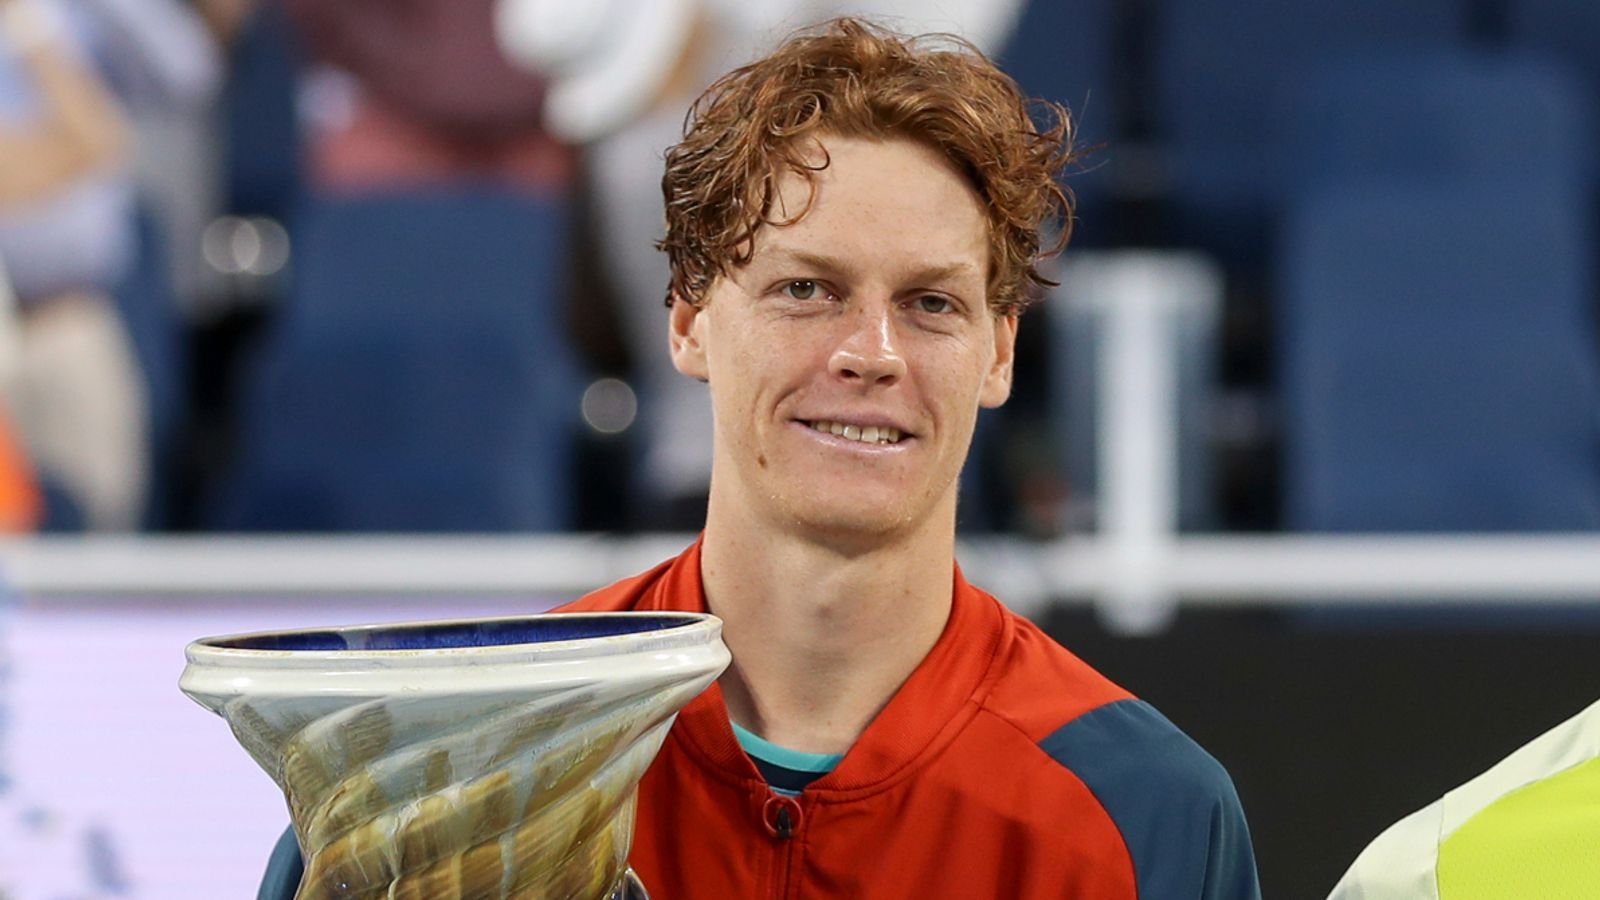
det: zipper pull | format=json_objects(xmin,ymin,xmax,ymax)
[{"xmin": 761, "ymin": 795, "xmax": 803, "ymax": 840}]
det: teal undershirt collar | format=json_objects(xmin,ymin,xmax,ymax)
[
  {"xmin": 731, "ymin": 721, "xmax": 845, "ymax": 772},
  {"xmin": 731, "ymin": 721, "xmax": 844, "ymax": 795}
]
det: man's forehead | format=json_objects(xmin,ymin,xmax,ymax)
[
  {"xmin": 716, "ymin": 134, "xmax": 992, "ymax": 286},
  {"xmin": 766, "ymin": 133, "xmax": 976, "ymax": 202},
  {"xmin": 742, "ymin": 207, "xmax": 990, "ymax": 284}
]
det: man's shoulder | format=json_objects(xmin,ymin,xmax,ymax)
[
  {"xmin": 1033, "ymin": 695, "xmax": 1239, "ymax": 809},
  {"xmin": 978, "ymin": 607, "xmax": 1245, "ymax": 823},
  {"xmin": 977, "ymin": 605, "xmax": 1135, "ymax": 736},
  {"xmin": 1063, "ymin": 700, "xmax": 1260, "ymax": 899},
  {"xmin": 981, "ymin": 607, "xmax": 1259, "ymax": 898}
]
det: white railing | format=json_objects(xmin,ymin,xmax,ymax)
[{"xmin": 3, "ymin": 531, "xmax": 1598, "ymax": 617}]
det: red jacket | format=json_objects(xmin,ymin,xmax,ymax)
[{"xmin": 558, "ymin": 539, "xmax": 1260, "ymax": 900}]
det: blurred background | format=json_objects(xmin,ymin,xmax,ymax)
[{"xmin": 1, "ymin": 0, "xmax": 1598, "ymax": 896}]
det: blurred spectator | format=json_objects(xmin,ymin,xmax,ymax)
[
  {"xmin": 74, "ymin": 0, "xmax": 225, "ymax": 313},
  {"xmin": 191, "ymin": 0, "xmax": 255, "ymax": 48},
  {"xmin": 283, "ymin": 0, "xmax": 571, "ymax": 195},
  {"xmin": 0, "ymin": 256, "xmax": 40, "ymax": 533},
  {"xmin": 498, "ymin": 0, "xmax": 1026, "ymax": 526},
  {"xmin": 0, "ymin": 0, "xmax": 146, "ymax": 530},
  {"xmin": 0, "ymin": 407, "xmax": 38, "ymax": 533}
]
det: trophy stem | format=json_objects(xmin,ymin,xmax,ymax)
[{"xmin": 614, "ymin": 867, "xmax": 649, "ymax": 899}]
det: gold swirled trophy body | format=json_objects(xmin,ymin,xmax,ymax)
[{"xmin": 180, "ymin": 613, "xmax": 730, "ymax": 900}]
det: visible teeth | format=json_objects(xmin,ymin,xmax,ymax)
[{"xmin": 808, "ymin": 421, "xmax": 902, "ymax": 445}]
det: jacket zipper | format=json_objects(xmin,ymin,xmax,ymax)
[{"xmin": 761, "ymin": 793, "xmax": 803, "ymax": 899}]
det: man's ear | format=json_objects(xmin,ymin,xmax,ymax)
[
  {"xmin": 668, "ymin": 293, "xmax": 710, "ymax": 382},
  {"xmin": 979, "ymin": 314, "xmax": 1018, "ymax": 408}
]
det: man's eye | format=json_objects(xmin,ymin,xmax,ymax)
[
  {"xmin": 782, "ymin": 280, "xmax": 820, "ymax": 300},
  {"xmin": 915, "ymin": 295, "xmax": 955, "ymax": 314}
]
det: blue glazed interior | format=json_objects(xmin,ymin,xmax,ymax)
[{"xmin": 213, "ymin": 614, "xmax": 693, "ymax": 652}]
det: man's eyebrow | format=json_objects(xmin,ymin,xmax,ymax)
[
  {"xmin": 755, "ymin": 248, "xmax": 852, "ymax": 276},
  {"xmin": 756, "ymin": 248, "xmax": 981, "ymax": 284},
  {"xmin": 907, "ymin": 261, "xmax": 982, "ymax": 284}
]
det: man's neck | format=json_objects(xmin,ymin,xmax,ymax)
[{"xmin": 699, "ymin": 495, "xmax": 958, "ymax": 756}]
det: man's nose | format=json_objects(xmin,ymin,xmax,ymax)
[{"xmin": 828, "ymin": 299, "xmax": 907, "ymax": 387}]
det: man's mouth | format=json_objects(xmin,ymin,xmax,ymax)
[{"xmin": 803, "ymin": 420, "xmax": 906, "ymax": 445}]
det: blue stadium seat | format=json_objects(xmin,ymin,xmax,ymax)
[
  {"xmin": 994, "ymin": 0, "xmax": 1117, "ymax": 242},
  {"xmin": 1509, "ymin": 0, "xmax": 1600, "ymax": 158},
  {"xmin": 1277, "ymin": 184, "xmax": 1600, "ymax": 532},
  {"xmin": 212, "ymin": 188, "xmax": 584, "ymax": 532},
  {"xmin": 223, "ymin": 2, "xmax": 302, "ymax": 220},
  {"xmin": 1151, "ymin": 0, "xmax": 1465, "ymax": 260},
  {"xmin": 1277, "ymin": 49, "xmax": 1591, "ymax": 197}
]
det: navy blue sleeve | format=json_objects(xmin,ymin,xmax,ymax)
[
  {"xmin": 1038, "ymin": 698, "xmax": 1261, "ymax": 900},
  {"xmin": 257, "ymin": 825, "xmax": 303, "ymax": 900}
]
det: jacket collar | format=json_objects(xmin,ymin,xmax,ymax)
[{"xmin": 635, "ymin": 535, "xmax": 1013, "ymax": 797}]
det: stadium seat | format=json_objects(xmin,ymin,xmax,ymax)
[
  {"xmin": 1150, "ymin": 0, "xmax": 1465, "ymax": 261},
  {"xmin": 212, "ymin": 188, "xmax": 584, "ymax": 532},
  {"xmin": 1508, "ymin": 0, "xmax": 1600, "ymax": 158},
  {"xmin": 1277, "ymin": 184, "xmax": 1600, "ymax": 532},
  {"xmin": 222, "ymin": 2, "xmax": 302, "ymax": 220},
  {"xmin": 994, "ymin": 0, "xmax": 1116, "ymax": 242},
  {"xmin": 1276, "ymin": 49, "xmax": 1591, "ymax": 198}
]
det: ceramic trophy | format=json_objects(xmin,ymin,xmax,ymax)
[{"xmin": 180, "ymin": 612, "xmax": 729, "ymax": 899}]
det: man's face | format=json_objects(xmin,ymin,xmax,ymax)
[{"xmin": 669, "ymin": 134, "xmax": 1017, "ymax": 541}]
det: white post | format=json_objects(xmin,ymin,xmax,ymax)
[{"xmin": 1061, "ymin": 252, "xmax": 1223, "ymax": 634}]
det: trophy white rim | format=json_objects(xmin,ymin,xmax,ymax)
[{"xmin": 179, "ymin": 611, "xmax": 730, "ymax": 703}]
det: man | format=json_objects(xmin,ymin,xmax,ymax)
[{"xmin": 260, "ymin": 17, "xmax": 1259, "ymax": 898}]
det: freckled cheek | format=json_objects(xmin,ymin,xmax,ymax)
[
  {"xmin": 714, "ymin": 380, "xmax": 779, "ymax": 469},
  {"xmin": 924, "ymin": 373, "xmax": 985, "ymax": 450}
]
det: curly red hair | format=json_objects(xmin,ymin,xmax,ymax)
[{"xmin": 659, "ymin": 17, "xmax": 1077, "ymax": 316}]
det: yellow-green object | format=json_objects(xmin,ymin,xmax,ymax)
[
  {"xmin": 1437, "ymin": 756, "xmax": 1600, "ymax": 900},
  {"xmin": 1328, "ymin": 699, "xmax": 1600, "ymax": 900}
]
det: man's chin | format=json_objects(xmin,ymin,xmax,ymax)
[{"xmin": 780, "ymin": 500, "xmax": 929, "ymax": 551}]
